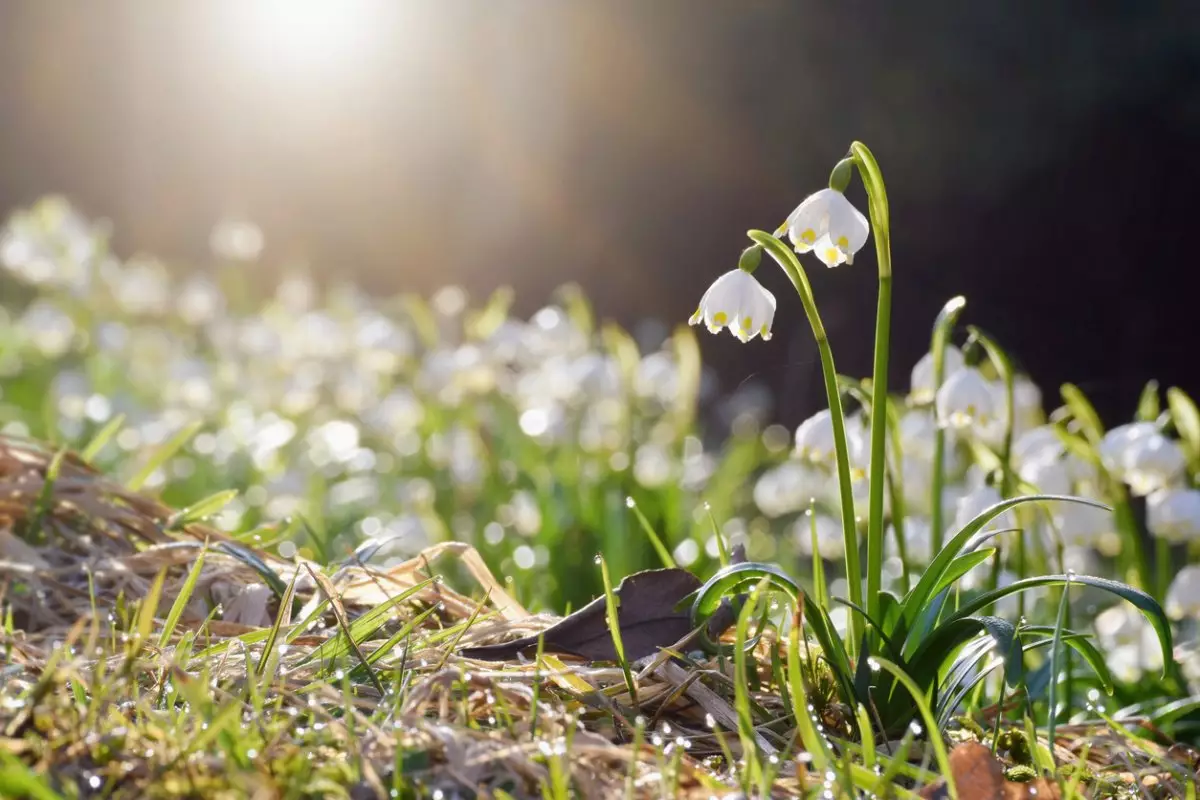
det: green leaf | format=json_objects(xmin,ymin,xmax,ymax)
[
  {"xmin": 946, "ymin": 573, "xmax": 1178, "ymax": 684},
  {"xmin": 165, "ymin": 490, "xmax": 239, "ymax": 532},
  {"xmin": 1167, "ymin": 387, "xmax": 1200, "ymax": 464},
  {"xmin": 80, "ymin": 413, "xmax": 125, "ymax": 464},
  {"xmin": 1060, "ymin": 384, "xmax": 1104, "ymax": 445},
  {"xmin": 1136, "ymin": 380, "xmax": 1161, "ymax": 422},
  {"xmin": 931, "ymin": 548, "xmax": 997, "ymax": 598},
  {"xmin": 902, "ymin": 494, "xmax": 1107, "ymax": 639},
  {"xmin": 127, "ymin": 420, "xmax": 203, "ymax": 491},
  {"xmin": 299, "ymin": 577, "xmax": 434, "ymax": 667},
  {"xmin": 0, "ymin": 751, "xmax": 62, "ymax": 800},
  {"xmin": 158, "ymin": 546, "xmax": 206, "ymax": 649}
]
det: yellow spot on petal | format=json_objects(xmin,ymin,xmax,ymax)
[
  {"xmin": 800, "ymin": 229, "xmax": 816, "ymax": 244},
  {"xmin": 688, "ymin": 308, "xmax": 702, "ymax": 325},
  {"xmin": 713, "ymin": 312, "xmax": 728, "ymax": 325},
  {"xmin": 825, "ymin": 248, "xmax": 840, "ymax": 263},
  {"xmin": 836, "ymin": 235, "xmax": 849, "ymax": 249},
  {"xmin": 741, "ymin": 316, "xmax": 753, "ymax": 332}
]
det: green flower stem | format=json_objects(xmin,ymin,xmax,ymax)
[
  {"xmin": 749, "ymin": 229, "xmax": 864, "ymax": 652},
  {"xmin": 850, "ymin": 141, "xmax": 892, "ymax": 625},
  {"xmin": 928, "ymin": 297, "xmax": 967, "ymax": 553}
]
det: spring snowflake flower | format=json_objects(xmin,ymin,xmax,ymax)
[
  {"xmin": 1166, "ymin": 565, "xmax": 1200, "ymax": 619},
  {"xmin": 688, "ymin": 269, "xmax": 776, "ymax": 342},
  {"xmin": 935, "ymin": 367, "xmax": 997, "ymax": 430},
  {"xmin": 909, "ymin": 345, "xmax": 965, "ymax": 403},
  {"xmin": 794, "ymin": 409, "xmax": 836, "ymax": 464},
  {"xmin": 785, "ymin": 188, "xmax": 870, "ymax": 267},
  {"xmin": 1146, "ymin": 487, "xmax": 1200, "ymax": 542}
]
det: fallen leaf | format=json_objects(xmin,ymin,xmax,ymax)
[
  {"xmin": 461, "ymin": 567, "xmax": 711, "ymax": 662},
  {"xmin": 919, "ymin": 741, "xmax": 1006, "ymax": 800}
]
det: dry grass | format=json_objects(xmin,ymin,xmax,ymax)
[{"xmin": 1, "ymin": 433, "xmax": 1196, "ymax": 798}]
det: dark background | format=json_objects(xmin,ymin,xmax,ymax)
[{"xmin": 2, "ymin": 2, "xmax": 1198, "ymax": 428}]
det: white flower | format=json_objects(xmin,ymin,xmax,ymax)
[
  {"xmin": 1094, "ymin": 604, "xmax": 1162, "ymax": 682},
  {"xmin": 1098, "ymin": 422, "xmax": 1158, "ymax": 472},
  {"xmin": 1122, "ymin": 434, "xmax": 1186, "ymax": 496},
  {"xmin": 785, "ymin": 188, "xmax": 870, "ymax": 268},
  {"xmin": 953, "ymin": 485, "xmax": 1014, "ymax": 534},
  {"xmin": 1147, "ymin": 487, "xmax": 1200, "ymax": 542},
  {"xmin": 909, "ymin": 345, "xmax": 965, "ymax": 403},
  {"xmin": 793, "ymin": 511, "xmax": 845, "ymax": 560},
  {"xmin": 1017, "ymin": 454, "xmax": 1073, "ymax": 495},
  {"xmin": 795, "ymin": 409, "xmax": 837, "ymax": 464},
  {"xmin": 1052, "ymin": 503, "xmax": 1117, "ymax": 552},
  {"xmin": 1166, "ymin": 565, "xmax": 1200, "ymax": 619},
  {"xmin": 688, "ymin": 269, "xmax": 776, "ymax": 342},
  {"xmin": 1012, "ymin": 426, "xmax": 1064, "ymax": 467},
  {"xmin": 935, "ymin": 367, "xmax": 998, "ymax": 430},
  {"xmin": 753, "ymin": 460, "xmax": 822, "ymax": 518}
]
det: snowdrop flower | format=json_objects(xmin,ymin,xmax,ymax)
[
  {"xmin": 795, "ymin": 409, "xmax": 836, "ymax": 465},
  {"xmin": 785, "ymin": 188, "xmax": 870, "ymax": 267},
  {"xmin": 909, "ymin": 345, "xmax": 965, "ymax": 403},
  {"xmin": 1146, "ymin": 487, "xmax": 1200, "ymax": 542},
  {"xmin": 935, "ymin": 367, "xmax": 997, "ymax": 431},
  {"xmin": 1166, "ymin": 565, "xmax": 1200, "ymax": 620},
  {"xmin": 688, "ymin": 269, "xmax": 776, "ymax": 342}
]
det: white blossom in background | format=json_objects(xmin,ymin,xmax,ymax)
[
  {"xmin": 785, "ymin": 188, "xmax": 870, "ymax": 267},
  {"xmin": 753, "ymin": 461, "xmax": 822, "ymax": 518},
  {"xmin": 209, "ymin": 217, "xmax": 265, "ymax": 262},
  {"xmin": 793, "ymin": 511, "xmax": 845, "ymax": 560},
  {"xmin": 1017, "ymin": 454, "xmax": 1073, "ymax": 495},
  {"xmin": 935, "ymin": 367, "xmax": 997, "ymax": 431},
  {"xmin": 1012, "ymin": 426, "xmax": 1065, "ymax": 467},
  {"xmin": 1011, "ymin": 375, "xmax": 1044, "ymax": 433},
  {"xmin": 1121, "ymin": 433, "xmax": 1187, "ymax": 496},
  {"xmin": 1094, "ymin": 604, "xmax": 1163, "ymax": 683},
  {"xmin": 1052, "ymin": 502, "xmax": 1118, "ymax": 552},
  {"xmin": 688, "ymin": 269, "xmax": 776, "ymax": 342},
  {"xmin": 795, "ymin": 409, "xmax": 837, "ymax": 465},
  {"xmin": 1098, "ymin": 422, "xmax": 1158, "ymax": 475},
  {"xmin": 909, "ymin": 345, "xmax": 965, "ymax": 403},
  {"xmin": 1166, "ymin": 565, "xmax": 1200, "ymax": 620},
  {"xmin": 1146, "ymin": 487, "xmax": 1200, "ymax": 542},
  {"xmin": 953, "ymin": 485, "xmax": 1015, "ymax": 534}
]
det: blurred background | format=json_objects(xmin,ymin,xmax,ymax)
[{"xmin": 2, "ymin": 1, "xmax": 1198, "ymax": 428}]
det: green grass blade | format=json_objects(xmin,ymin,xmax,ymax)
[
  {"xmin": 158, "ymin": 545, "xmax": 206, "ymax": 649},
  {"xmin": 598, "ymin": 555, "xmax": 637, "ymax": 706},
  {"xmin": 80, "ymin": 413, "xmax": 125, "ymax": 464},
  {"xmin": 625, "ymin": 497, "xmax": 675, "ymax": 569},
  {"xmin": 165, "ymin": 490, "xmax": 239, "ymax": 532},
  {"xmin": 127, "ymin": 420, "xmax": 203, "ymax": 491}
]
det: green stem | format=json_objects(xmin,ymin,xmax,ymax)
[
  {"xmin": 851, "ymin": 141, "xmax": 891, "ymax": 626},
  {"xmin": 749, "ymin": 230, "xmax": 864, "ymax": 652},
  {"xmin": 928, "ymin": 298, "xmax": 966, "ymax": 552}
]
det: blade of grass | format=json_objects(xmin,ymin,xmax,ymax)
[
  {"xmin": 127, "ymin": 420, "xmax": 203, "ymax": 491},
  {"xmin": 599, "ymin": 554, "xmax": 637, "ymax": 707},
  {"xmin": 158, "ymin": 544, "xmax": 206, "ymax": 649},
  {"xmin": 80, "ymin": 412, "xmax": 125, "ymax": 464}
]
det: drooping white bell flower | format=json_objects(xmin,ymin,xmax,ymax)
[
  {"xmin": 1052, "ymin": 503, "xmax": 1118, "ymax": 552},
  {"xmin": 1017, "ymin": 453, "xmax": 1073, "ymax": 495},
  {"xmin": 1097, "ymin": 422, "xmax": 1158, "ymax": 473},
  {"xmin": 1122, "ymin": 433, "xmax": 1186, "ymax": 496},
  {"xmin": 935, "ymin": 367, "xmax": 998, "ymax": 431},
  {"xmin": 910, "ymin": 346, "xmax": 967, "ymax": 404},
  {"xmin": 753, "ymin": 460, "xmax": 822, "ymax": 518},
  {"xmin": 795, "ymin": 409, "xmax": 837, "ymax": 465},
  {"xmin": 1094, "ymin": 604, "xmax": 1163, "ymax": 682},
  {"xmin": 952, "ymin": 485, "xmax": 1015, "ymax": 534},
  {"xmin": 1166, "ymin": 564, "xmax": 1200, "ymax": 619},
  {"xmin": 785, "ymin": 188, "xmax": 870, "ymax": 268},
  {"xmin": 1012, "ymin": 425, "xmax": 1065, "ymax": 468},
  {"xmin": 688, "ymin": 269, "xmax": 776, "ymax": 342},
  {"xmin": 1011, "ymin": 375, "xmax": 1044, "ymax": 433},
  {"xmin": 1147, "ymin": 486, "xmax": 1200, "ymax": 542}
]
